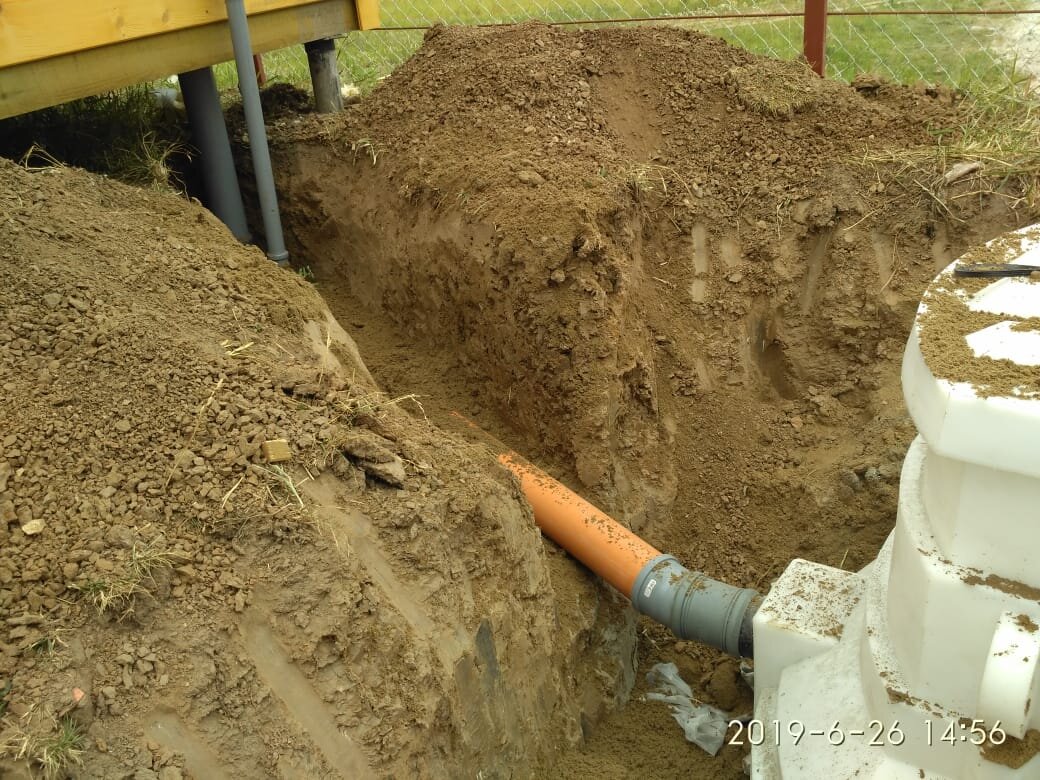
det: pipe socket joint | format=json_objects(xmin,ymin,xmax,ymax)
[{"xmin": 631, "ymin": 554, "xmax": 760, "ymax": 658}]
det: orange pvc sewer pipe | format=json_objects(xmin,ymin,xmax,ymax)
[
  {"xmin": 495, "ymin": 449, "xmax": 761, "ymax": 658},
  {"xmin": 498, "ymin": 453, "xmax": 660, "ymax": 595}
]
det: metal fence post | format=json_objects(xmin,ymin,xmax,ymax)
[
  {"xmin": 253, "ymin": 54, "xmax": 268, "ymax": 87},
  {"xmin": 803, "ymin": 0, "xmax": 828, "ymax": 76}
]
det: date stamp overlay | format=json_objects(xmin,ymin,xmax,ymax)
[{"xmin": 728, "ymin": 718, "xmax": 1007, "ymax": 748}]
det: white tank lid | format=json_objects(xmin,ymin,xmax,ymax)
[{"xmin": 902, "ymin": 224, "xmax": 1040, "ymax": 479}]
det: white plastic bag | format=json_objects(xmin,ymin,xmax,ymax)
[{"xmin": 645, "ymin": 662, "xmax": 729, "ymax": 756}]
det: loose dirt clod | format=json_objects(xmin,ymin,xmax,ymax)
[
  {"xmin": 259, "ymin": 439, "xmax": 292, "ymax": 463},
  {"xmin": 725, "ymin": 60, "xmax": 821, "ymax": 118}
]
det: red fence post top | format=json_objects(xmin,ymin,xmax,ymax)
[{"xmin": 803, "ymin": 0, "xmax": 828, "ymax": 76}]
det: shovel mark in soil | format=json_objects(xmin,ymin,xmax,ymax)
[
  {"xmin": 719, "ymin": 235, "xmax": 743, "ymax": 270},
  {"xmin": 240, "ymin": 610, "xmax": 374, "ymax": 779},
  {"xmin": 690, "ymin": 222, "xmax": 710, "ymax": 303},
  {"xmin": 871, "ymin": 230, "xmax": 902, "ymax": 308},
  {"xmin": 146, "ymin": 707, "xmax": 232, "ymax": 780},
  {"xmin": 799, "ymin": 227, "xmax": 836, "ymax": 315},
  {"xmin": 747, "ymin": 300, "xmax": 799, "ymax": 400},
  {"xmin": 931, "ymin": 222, "xmax": 955, "ymax": 272},
  {"xmin": 694, "ymin": 357, "xmax": 714, "ymax": 392}
]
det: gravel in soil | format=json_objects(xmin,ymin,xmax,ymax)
[{"xmin": 0, "ymin": 158, "xmax": 631, "ymax": 779}]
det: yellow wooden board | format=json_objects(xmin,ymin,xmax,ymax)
[
  {"xmin": 354, "ymin": 0, "xmax": 380, "ymax": 30},
  {"xmin": 0, "ymin": 0, "xmax": 336, "ymax": 68},
  {"xmin": 0, "ymin": 0, "xmax": 362, "ymax": 119}
]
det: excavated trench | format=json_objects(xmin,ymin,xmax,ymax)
[{"xmin": 250, "ymin": 22, "xmax": 1037, "ymax": 778}]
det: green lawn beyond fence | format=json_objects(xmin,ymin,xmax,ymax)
[{"xmin": 214, "ymin": 0, "xmax": 1039, "ymax": 92}]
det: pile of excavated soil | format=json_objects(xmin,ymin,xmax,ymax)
[
  {"xmin": 0, "ymin": 159, "xmax": 637, "ymax": 779},
  {"xmin": 262, "ymin": 22, "xmax": 1037, "ymax": 777},
  {"xmin": 268, "ymin": 21, "xmax": 1033, "ymax": 584}
]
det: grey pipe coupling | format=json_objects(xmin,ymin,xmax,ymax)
[{"xmin": 631, "ymin": 554, "xmax": 760, "ymax": 658}]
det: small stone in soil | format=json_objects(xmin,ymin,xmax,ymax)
[{"xmin": 517, "ymin": 170, "xmax": 545, "ymax": 186}]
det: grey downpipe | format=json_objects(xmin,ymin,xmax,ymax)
[
  {"xmin": 631, "ymin": 554, "xmax": 761, "ymax": 658},
  {"xmin": 224, "ymin": 0, "xmax": 289, "ymax": 264},
  {"xmin": 177, "ymin": 67, "xmax": 251, "ymax": 243}
]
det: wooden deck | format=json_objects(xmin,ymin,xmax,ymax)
[{"xmin": 0, "ymin": 0, "xmax": 379, "ymax": 119}]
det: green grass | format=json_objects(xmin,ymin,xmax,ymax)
[
  {"xmin": 36, "ymin": 718, "xmax": 85, "ymax": 780},
  {"xmin": 0, "ymin": 86, "xmax": 189, "ymax": 191},
  {"xmin": 716, "ymin": 12, "xmax": 1016, "ymax": 87},
  {"xmin": 206, "ymin": 0, "xmax": 1024, "ymax": 92},
  {"xmin": 1, "ymin": 716, "xmax": 85, "ymax": 780}
]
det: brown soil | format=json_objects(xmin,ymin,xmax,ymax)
[
  {"xmin": 0, "ymin": 159, "xmax": 635, "ymax": 779},
  {"xmin": 917, "ymin": 226, "xmax": 1040, "ymax": 398},
  {"xmin": 262, "ymin": 22, "xmax": 1035, "ymax": 778},
  {"xmin": 269, "ymin": 22, "xmax": 1023, "ymax": 558},
  {"xmin": 2, "ymin": 20, "xmax": 1037, "ymax": 780}
]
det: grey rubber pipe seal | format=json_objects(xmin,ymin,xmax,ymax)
[{"xmin": 631, "ymin": 554, "xmax": 761, "ymax": 658}]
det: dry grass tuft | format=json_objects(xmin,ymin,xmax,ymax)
[
  {"xmin": 69, "ymin": 542, "xmax": 184, "ymax": 619},
  {"xmin": 105, "ymin": 131, "xmax": 191, "ymax": 193},
  {"xmin": 348, "ymin": 138, "xmax": 380, "ymax": 165},
  {"xmin": 860, "ymin": 73, "xmax": 1040, "ymax": 217},
  {"xmin": 19, "ymin": 144, "xmax": 68, "ymax": 172},
  {"xmin": 725, "ymin": 60, "xmax": 819, "ymax": 119},
  {"xmin": 616, "ymin": 162, "xmax": 698, "ymax": 216},
  {"xmin": 212, "ymin": 464, "xmax": 319, "ymax": 541},
  {"xmin": 260, "ymin": 464, "xmax": 307, "ymax": 509},
  {"xmin": 332, "ymin": 387, "xmax": 425, "ymax": 427},
  {"xmin": 1, "ymin": 714, "xmax": 85, "ymax": 780}
]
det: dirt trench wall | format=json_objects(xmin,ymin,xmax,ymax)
[
  {"xmin": 274, "ymin": 143, "xmax": 927, "ymax": 546},
  {"xmin": 277, "ymin": 152, "xmax": 678, "ymax": 531},
  {"xmin": 268, "ymin": 23, "xmax": 1036, "ymax": 595},
  {"xmin": 0, "ymin": 159, "xmax": 632, "ymax": 779}
]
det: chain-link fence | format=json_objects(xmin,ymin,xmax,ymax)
[{"xmin": 251, "ymin": 1, "xmax": 1040, "ymax": 91}]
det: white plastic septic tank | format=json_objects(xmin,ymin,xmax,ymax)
[{"xmin": 750, "ymin": 224, "xmax": 1040, "ymax": 780}]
